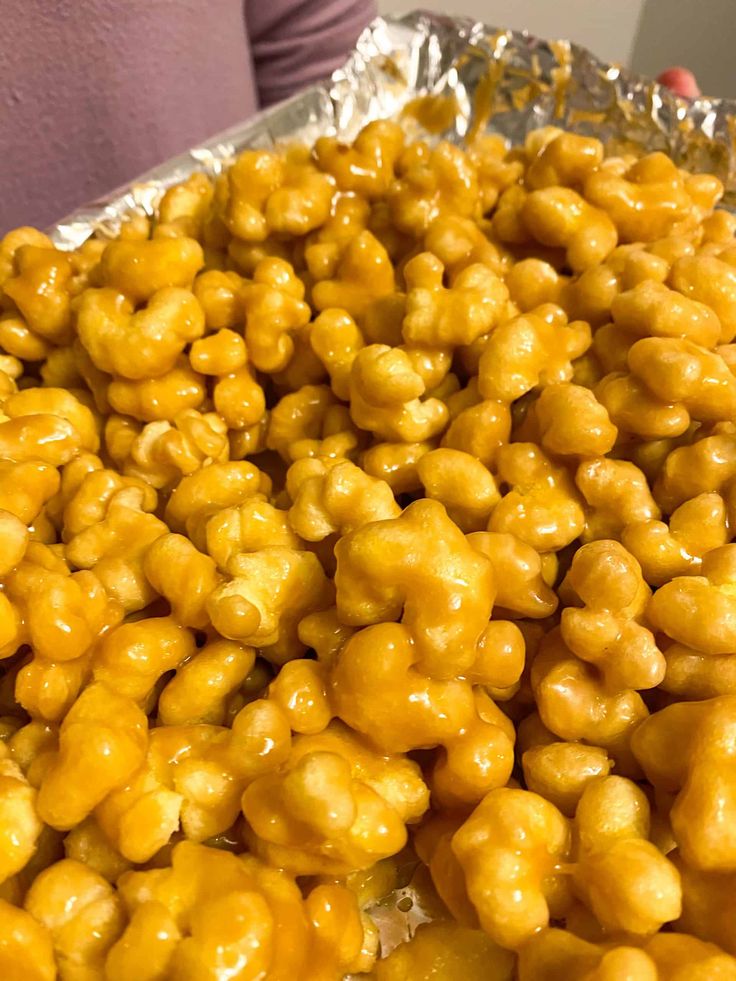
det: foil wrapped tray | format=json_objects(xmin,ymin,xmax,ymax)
[
  {"xmin": 50, "ymin": 8, "xmax": 736, "ymax": 250},
  {"xmin": 43, "ymin": 9, "xmax": 736, "ymax": 963}
]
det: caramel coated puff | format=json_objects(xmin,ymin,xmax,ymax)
[
  {"xmin": 526, "ymin": 131, "xmax": 604, "ymax": 190},
  {"xmin": 623, "ymin": 491, "xmax": 729, "ymax": 586},
  {"xmin": 97, "ymin": 698, "xmax": 293, "ymax": 861},
  {"xmin": 2, "ymin": 244, "xmax": 74, "ymax": 344},
  {"xmin": 23, "ymin": 858, "xmax": 125, "ymax": 980},
  {"xmin": 423, "ymin": 215, "xmax": 511, "ymax": 280},
  {"xmin": 519, "ymin": 928, "xmax": 736, "ymax": 981},
  {"xmin": 669, "ymin": 253, "xmax": 736, "ymax": 343},
  {"xmin": 468, "ymin": 531, "xmax": 558, "ymax": 618},
  {"xmin": 204, "ymin": 497, "xmax": 300, "ymax": 573},
  {"xmin": 521, "ymin": 186, "xmax": 617, "ymax": 272},
  {"xmin": 241, "ymin": 257, "xmax": 311, "ymax": 374},
  {"xmin": 207, "ymin": 545, "xmax": 332, "ymax": 663},
  {"xmin": 531, "ymin": 627, "xmax": 649, "ymax": 753},
  {"xmin": 221, "ymin": 146, "xmax": 334, "ymax": 241},
  {"xmin": 288, "ymin": 457, "xmax": 400, "ymax": 541},
  {"xmin": 489, "ymin": 443, "xmax": 585, "ymax": 552},
  {"xmin": 584, "ymin": 152, "xmax": 715, "ymax": 242},
  {"xmin": 314, "ymin": 120, "xmax": 405, "ymax": 199},
  {"xmin": 242, "ymin": 720, "xmax": 429, "ymax": 875},
  {"xmin": 309, "ymin": 308, "xmax": 365, "ymax": 401},
  {"xmin": 335, "ymin": 499, "xmax": 494, "ymax": 679},
  {"xmin": 35, "ymin": 682, "xmax": 147, "ymax": 830},
  {"xmin": 560, "ymin": 540, "xmax": 665, "ymax": 692},
  {"xmin": 401, "ymin": 251, "xmax": 509, "ymax": 348},
  {"xmin": 312, "ymin": 230, "xmax": 396, "ymax": 323},
  {"xmin": 523, "ymin": 383, "xmax": 618, "ymax": 458},
  {"xmin": 452, "ymin": 787, "xmax": 573, "ymax": 949},
  {"xmin": 155, "ymin": 171, "xmax": 214, "ymax": 239},
  {"xmin": 303, "ymin": 195, "xmax": 371, "ymax": 281},
  {"xmin": 653, "ymin": 428, "xmax": 736, "ymax": 512},
  {"xmin": 633, "ymin": 695, "xmax": 736, "ymax": 871},
  {"xmin": 110, "ymin": 410, "xmax": 229, "ymax": 490},
  {"xmin": 330, "ymin": 623, "xmax": 519, "ymax": 805},
  {"xmin": 648, "ymin": 544, "xmax": 736, "ymax": 655},
  {"xmin": 164, "ymin": 460, "xmax": 271, "ymax": 536},
  {"xmin": 107, "ymin": 356, "xmax": 206, "ymax": 423},
  {"xmin": 0, "ymin": 898, "xmax": 57, "ymax": 981},
  {"xmin": 611, "ymin": 280, "xmax": 722, "ymax": 347},
  {"xmin": 387, "ymin": 141, "xmax": 480, "ymax": 237},
  {"xmin": 416, "ymin": 448, "xmax": 500, "ymax": 532},
  {"xmin": 348, "ymin": 344, "xmax": 449, "ymax": 443},
  {"xmin": 109, "ymin": 841, "xmax": 374, "ymax": 980},
  {"xmin": 99, "ymin": 235, "xmax": 204, "ymax": 302},
  {"xmin": 63, "ymin": 479, "xmax": 168, "ymax": 613},
  {"xmin": 571, "ymin": 775, "xmax": 682, "ymax": 936},
  {"xmin": 478, "ymin": 307, "xmax": 591, "ymax": 402},
  {"xmin": 575, "ymin": 456, "xmax": 660, "ymax": 543},
  {"xmin": 628, "ymin": 336, "xmax": 736, "ymax": 425}
]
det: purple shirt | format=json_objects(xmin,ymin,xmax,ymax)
[{"xmin": 0, "ymin": 0, "xmax": 376, "ymax": 233}]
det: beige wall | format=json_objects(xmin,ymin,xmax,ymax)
[
  {"xmin": 377, "ymin": 0, "xmax": 646, "ymax": 66},
  {"xmin": 631, "ymin": 0, "xmax": 736, "ymax": 99}
]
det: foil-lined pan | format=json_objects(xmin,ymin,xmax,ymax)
[
  {"xmin": 43, "ymin": 7, "xmax": 736, "ymax": 963},
  {"xmin": 50, "ymin": 8, "xmax": 736, "ymax": 249}
]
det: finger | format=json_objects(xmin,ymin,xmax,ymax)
[{"xmin": 657, "ymin": 67, "xmax": 701, "ymax": 99}]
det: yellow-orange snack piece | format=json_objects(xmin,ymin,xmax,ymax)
[
  {"xmin": 241, "ymin": 256, "xmax": 311, "ymax": 374},
  {"xmin": 348, "ymin": 344, "xmax": 449, "ymax": 443},
  {"xmin": 107, "ymin": 357, "xmax": 207, "ymax": 423},
  {"xmin": 110, "ymin": 840, "xmax": 374, "ymax": 980},
  {"xmin": 242, "ymin": 720, "xmax": 428, "ymax": 874},
  {"xmin": 76, "ymin": 286, "xmax": 205, "ymax": 380},
  {"xmin": 527, "ymin": 382, "xmax": 618, "ymax": 458},
  {"xmin": 0, "ymin": 899, "xmax": 56, "ymax": 981},
  {"xmin": 288, "ymin": 457, "xmax": 400, "ymax": 541},
  {"xmin": 571, "ymin": 775, "xmax": 681, "ymax": 936},
  {"xmin": 314, "ymin": 120, "xmax": 405, "ymax": 198},
  {"xmin": 36, "ymin": 682, "xmax": 148, "ymax": 830},
  {"xmin": 522, "ymin": 187, "xmax": 617, "ymax": 272},
  {"xmin": 99, "ymin": 236, "xmax": 204, "ymax": 302},
  {"xmin": 518, "ymin": 927, "xmax": 736, "ymax": 981},
  {"xmin": 23, "ymin": 858, "xmax": 124, "ymax": 980},
  {"xmin": 633, "ymin": 695, "xmax": 736, "ymax": 871},
  {"xmin": 584, "ymin": 152, "xmax": 704, "ymax": 242},
  {"xmin": 622, "ymin": 491, "xmax": 729, "ymax": 586},
  {"xmin": 575, "ymin": 456, "xmax": 660, "ymax": 542},
  {"xmin": 452, "ymin": 787, "xmax": 572, "ymax": 949},
  {"xmin": 402, "ymin": 251, "xmax": 509, "ymax": 347},
  {"xmin": 388, "ymin": 141, "xmax": 480, "ymax": 236},
  {"xmin": 648, "ymin": 544, "xmax": 736, "ymax": 654},
  {"xmin": 531, "ymin": 627, "xmax": 649, "ymax": 754},
  {"xmin": 335, "ymin": 499, "xmax": 494, "ymax": 679},
  {"xmin": 489, "ymin": 443, "xmax": 585, "ymax": 552},
  {"xmin": 375, "ymin": 921, "xmax": 515, "ymax": 981},
  {"xmin": 560, "ymin": 540, "xmax": 665, "ymax": 691},
  {"xmin": 207, "ymin": 544, "xmax": 332, "ymax": 663},
  {"xmin": 478, "ymin": 308, "xmax": 591, "ymax": 402}
]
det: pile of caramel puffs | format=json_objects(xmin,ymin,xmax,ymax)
[{"xmin": 1, "ymin": 118, "xmax": 736, "ymax": 979}]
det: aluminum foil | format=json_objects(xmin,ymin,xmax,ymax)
[{"xmin": 50, "ymin": 8, "xmax": 736, "ymax": 249}]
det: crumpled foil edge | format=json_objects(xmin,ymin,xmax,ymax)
[{"xmin": 49, "ymin": 8, "xmax": 736, "ymax": 249}]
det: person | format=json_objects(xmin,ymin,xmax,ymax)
[
  {"xmin": 0, "ymin": 2, "xmax": 700, "ymax": 234},
  {"xmin": 0, "ymin": 0, "xmax": 376, "ymax": 232}
]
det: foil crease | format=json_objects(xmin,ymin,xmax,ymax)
[{"xmin": 50, "ymin": 9, "xmax": 736, "ymax": 249}]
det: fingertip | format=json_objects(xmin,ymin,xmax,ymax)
[{"xmin": 657, "ymin": 67, "xmax": 701, "ymax": 99}]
